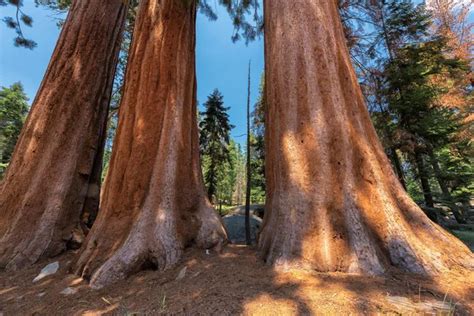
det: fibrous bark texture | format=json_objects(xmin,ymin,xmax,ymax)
[
  {"xmin": 0, "ymin": 0, "xmax": 127, "ymax": 270},
  {"xmin": 258, "ymin": 0, "xmax": 473, "ymax": 276},
  {"xmin": 74, "ymin": 0, "xmax": 226, "ymax": 289}
]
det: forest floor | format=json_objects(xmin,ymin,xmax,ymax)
[{"xmin": 0, "ymin": 245, "xmax": 472, "ymax": 315}]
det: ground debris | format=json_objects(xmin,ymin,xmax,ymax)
[{"xmin": 0, "ymin": 246, "xmax": 471, "ymax": 315}]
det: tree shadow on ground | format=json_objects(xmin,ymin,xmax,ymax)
[{"xmin": 0, "ymin": 245, "xmax": 472, "ymax": 315}]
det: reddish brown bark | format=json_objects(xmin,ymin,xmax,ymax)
[
  {"xmin": 258, "ymin": 0, "xmax": 473, "ymax": 276},
  {"xmin": 73, "ymin": 0, "xmax": 226, "ymax": 289},
  {"xmin": 0, "ymin": 0, "xmax": 127, "ymax": 270}
]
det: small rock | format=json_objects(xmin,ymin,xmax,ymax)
[
  {"xmin": 37, "ymin": 292, "xmax": 46, "ymax": 297},
  {"xmin": 60, "ymin": 287, "xmax": 78, "ymax": 295},
  {"xmin": 205, "ymin": 249, "xmax": 210, "ymax": 255},
  {"xmin": 33, "ymin": 261, "xmax": 59, "ymax": 282},
  {"xmin": 176, "ymin": 267, "xmax": 187, "ymax": 280}
]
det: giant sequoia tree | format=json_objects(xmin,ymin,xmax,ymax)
[
  {"xmin": 0, "ymin": 0, "xmax": 127, "ymax": 270},
  {"xmin": 258, "ymin": 0, "xmax": 473, "ymax": 275},
  {"xmin": 74, "ymin": 0, "xmax": 226, "ymax": 289}
]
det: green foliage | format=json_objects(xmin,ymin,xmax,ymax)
[
  {"xmin": 198, "ymin": 0, "xmax": 262, "ymax": 43},
  {"xmin": 1, "ymin": 0, "xmax": 37, "ymax": 48},
  {"xmin": 384, "ymin": 8, "xmax": 472, "ymax": 211},
  {"xmin": 343, "ymin": 0, "xmax": 473, "ymax": 216},
  {"xmin": 385, "ymin": 37, "xmax": 466, "ymax": 144},
  {"xmin": 435, "ymin": 143, "xmax": 474, "ymax": 204},
  {"xmin": 4, "ymin": 0, "xmax": 261, "ymax": 49},
  {"xmin": 250, "ymin": 73, "xmax": 265, "ymax": 203},
  {"xmin": 200, "ymin": 89, "xmax": 234, "ymax": 202},
  {"xmin": 35, "ymin": 0, "xmax": 71, "ymax": 11},
  {"xmin": 0, "ymin": 82, "xmax": 29, "ymax": 177}
]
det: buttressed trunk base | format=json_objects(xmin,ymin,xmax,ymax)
[
  {"xmin": 0, "ymin": 0, "xmax": 127, "ymax": 270},
  {"xmin": 73, "ymin": 0, "xmax": 226, "ymax": 289},
  {"xmin": 258, "ymin": 0, "xmax": 473, "ymax": 276}
]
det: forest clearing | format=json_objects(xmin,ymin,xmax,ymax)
[{"xmin": 0, "ymin": 0, "xmax": 473, "ymax": 315}]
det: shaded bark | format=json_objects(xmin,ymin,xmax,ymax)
[
  {"xmin": 258, "ymin": 0, "xmax": 473, "ymax": 276},
  {"xmin": 73, "ymin": 0, "xmax": 226, "ymax": 289},
  {"xmin": 0, "ymin": 0, "xmax": 127, "ymax": 270},
  {"xmin": 80, "ymin": 104, "xmax": 110, "ymax": 228}
]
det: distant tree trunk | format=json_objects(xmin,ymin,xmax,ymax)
[
  {"xmin": 73, "ymin": 0, "xmax": 226, "ymax": 289},
  {"xmin": 0, "ymin": 0, "xmax": 127, "ymax": 270},
  {"xmin": 245, "ymin": 61, "xmax": 252, "ymax": 245},
  {"xmin": 207, "ymin": 162, "xmax": 216, "ymax": 203},
  {"xmin": 259, "ymin": 0, "xmax": 472, "ymax": 276},
  {"xmin": 389, "ymin": 147, "xmax": 407, "ymax": 190},
  {"xmin": 414, "ymin": 150, "xmax": 435, "ymax": 208},
  {"xmin": 80, "ymin": 115, "xmax": 109, "ymax": 228},
  {"xmin": 427, "ymin": 148, "xmax": 466, "ymax": 224}
]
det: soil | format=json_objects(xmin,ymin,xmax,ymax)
[{"xmin": 0, "ymin": 245, "xmax": 472, "ymax": 315}]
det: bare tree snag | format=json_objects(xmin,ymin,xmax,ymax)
[
  {"xmin": 73, "ymin": 0, "xmax": 226, "ymax": 289},
  {"xmin": 0, "ymin": 0, "xmax": 127, "ymax": 270},
  {"xmin": 258, "ymin": 0, "xmax": 473, "ymax": 276}
]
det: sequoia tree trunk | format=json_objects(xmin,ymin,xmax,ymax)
[
  {"xmin": 0, "ymin": 0, "xmax": 127, "ymax": 270},
  {"xmin": 258, "ymin": 0, "xmax": 473, "ymax": 276},
  {"xmin": 73, "ymin": 0, "xmax": 226, "ymax": 289}
]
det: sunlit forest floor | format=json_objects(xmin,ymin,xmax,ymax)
[{"xmin": 1, "ymin": 245, "xmax": 472, "ymax": 315}]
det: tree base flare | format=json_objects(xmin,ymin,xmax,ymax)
[{"xmin": 74, "ymin": 202, "xmax": 226, "ymax": 289}]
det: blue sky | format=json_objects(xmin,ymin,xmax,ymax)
[{"xmin": 0, "ymin": 2, "xmax": 264, "ymax": 143}]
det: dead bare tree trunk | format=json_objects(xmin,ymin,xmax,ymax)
[
  {"xmin": 0, "ymin": 0, "xmax": 127, "ymax": 270},
  {"xmin": 258, "ymin": 0, "xmax": 473, "ymax": 276},
  {"xmin": 73, "ymin": 0, "xmax": 226, "ymax": 289},
  {"xmin": 245, "ymin": 61, "xmax": 252, "ymax": 245}
]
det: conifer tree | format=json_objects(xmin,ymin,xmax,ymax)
[
  {"xmin": 251, "ymin": 73, "xmax": 266, "ymax": 202},
  {"xmin": 0, "ymin": 82, "xmax": 29, "ymax": 168},
  {"xmin": 200, "ymin": 89, "xmax": 234, "ymax": 202}
]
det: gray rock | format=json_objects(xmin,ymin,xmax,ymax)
[
  {"xmin": 176, "ymin": 266, "xmax": 187, "ymax": 280},
  {"xmin": 60, "ymin": 287, "xmax": 78, "ymax": 295},
  {"xmin": 222, "ymin": 214, "xmax": 262, "ymax": 244},
  {"xmin": 33, "ymin": 262, "xmax": 59, "ymax": 282}
]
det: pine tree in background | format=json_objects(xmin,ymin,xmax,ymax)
[
  {"xmin": 200, "ymin": 89, "xmax": 234, "ymax": 203},
  {"xmin": 0, "ymin": 0, "xmax": 37, "ymax": 48},
  {"xmin": 340, "ymin": 0, "xmax": 433, "ymax": 191},
  {"xmin": 384, "ymin": 24, "xmax": 471, "ymax": 223},
  {"xmin": 232, "ymin": 143, "xmax": 246, "ymax": 205},
  {"xmin": 251, "ymin": 73, "xmax": 266, "ymax": 203},
  {"xmin": 341, "ymin": 0, "xmax": 473, "ymax": 223},
  {"xmin": 0, "ymin": 82, "xmax": 29, "ymax": 174}
]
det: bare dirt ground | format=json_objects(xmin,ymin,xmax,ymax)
[{"xmin": 0, "ymin": 245, "xmax": 472, "ymax": 315}]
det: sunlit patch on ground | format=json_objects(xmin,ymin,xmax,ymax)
[{"xmin": 0, "ymin": 246, "xmax": 472, "ymax": 315}]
